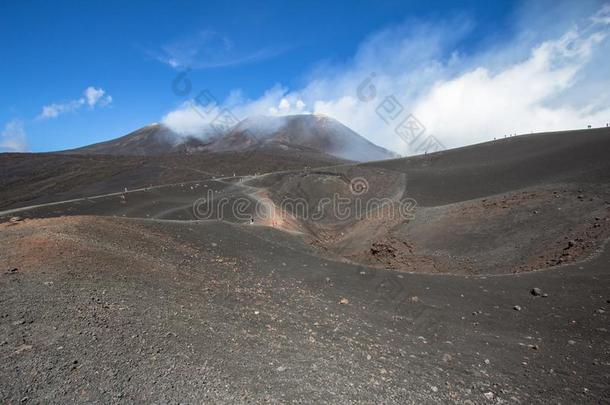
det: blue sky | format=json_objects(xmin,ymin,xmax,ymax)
[{"xmin": 1, "ymin": 0, "xmax": 609, "ymax": 154}]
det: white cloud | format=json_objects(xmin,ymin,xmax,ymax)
[
  {"xmin": 161, "ymin": 101, "xmax": 219, "ymax": 136},
  {"xmin": 38, "ymin": 87, "xmax": 112, "ymax": 120},
  {"xmin": 161, "ymin": 2, "xmax": 610, "ymax": 155},
  {"xmin": 412, "ymin": 28, "xmax": 609, "ymax": 149},
  {"xmin": 39, "ymin": 99, "xmax": 84, "ymax": 119},
  {"xmin": 267, "ymin": 95, "xmax": 310, "ymax": 116},
  {"xmin": 84, "ymin": 86, "xmax": 112, "ymax": 107},
  {"xmin": 278, "ymin": 98, "xmax": 290, "ymax": 111},
  {"xmin": 152, "ymin": 30, "xmax": 285, "ymax": 69},
  {"xmin": 0, "ymin": 119, "xmax": 27, "ymax": 152},
  {"xmin": 161, "ymin": 85, "xmax": 314, "ymax": 136}
]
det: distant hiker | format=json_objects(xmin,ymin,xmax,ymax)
[{"xmin": 124, "ymin": 187, "xmax": 128, "ymax": 192}]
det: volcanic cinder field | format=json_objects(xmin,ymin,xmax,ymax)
[{"xmin": 1, "ymin": 121, "xmax": 609, "ymax": 403}]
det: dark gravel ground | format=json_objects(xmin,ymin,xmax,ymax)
[{"xmin": 0, "ymin": 217, "xmax": 608, "ymax": 403}]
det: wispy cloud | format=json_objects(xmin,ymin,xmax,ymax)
[
  {"xmin": 592, "ymin": 3, "xmax": 610, "ymax": 24},
  {"xmin": 0, "ymin": 119, "xmax": 27, "ymax": 152},
  {"xmin": 152, "ymin": 30, "xmax": 285, "ymax": 69},
  {"xmin": 161, "ymin": 2, "xmax": 610, "ymax": 155},
  {"xmin": 38, "ymin": 86, "xmax": 112, "ymax": 120}
]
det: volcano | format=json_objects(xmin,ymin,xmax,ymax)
[{"xmin": 62, "ymin": 114, "xmax": 398, "ymax": 162}]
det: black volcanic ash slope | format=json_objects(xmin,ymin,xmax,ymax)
[{"xmin": 62, "ymin": 124, "xmax": 209, "ymax": 156}]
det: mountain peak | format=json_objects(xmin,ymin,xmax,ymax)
[
  {"xmin": 61, "ymin": 114, "xmax": 398, "ymax": 162},
  {"xmin": 221, "ymin": 114, "xmax": 397, "ymax": 161}
]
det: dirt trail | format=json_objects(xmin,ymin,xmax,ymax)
[{"xmin": 0, "ymin": 180, "xmax": 204, "ymax": 219}]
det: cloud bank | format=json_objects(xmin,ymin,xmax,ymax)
[
  {"xmin": 38, "ymin": 87, "xmax": 112, "ymax": 120},
  {"xmin": 162, "ymin": 2, "xmax": 610, "ymax": 155}
]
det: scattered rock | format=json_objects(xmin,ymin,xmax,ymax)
[
  {"xmin": 5, "ymin": 268, "xmax": 18, "ymax": 274},
  {"xmin": 483, "ymin": 391, "xmax": 495, "ymax": 400},
  {"xmin": 12, "ymin": 319, "xmax": 26, "ymax": 326},
  {"xmin": 568, "ymin": 340, "xmax": 576, "ymax": 345},
  {"xmin": 528, "ymin": 344, "xmax": 539, "ymax": 350},
  {"xmin": 14, "ymin": 344, "xmax": 33, "ymax": 354},
  {"xmin": 530, "ymin": 288, "xmax": 542, "ymax": 296},
  {"xmin": 484, "ymin": 359, "xmax": 490, "ymax": 365},
  {"xmin": 513, "ymin": 305, "xmax": 522, "ymax": 311},
  {"xmin": 430, "ymin": 386, "xmax": 438, "ymax": 393},
  {"xmin": 442, "ymin": 353, "xmax": 453, "ymax": 363},
  {"xmin": 595, "ymin": 308, "xmax": 605, "ymax": 314},
  {"xmin": 339, "ymin": 298, "xmax": 349, "ymax": 305},
  {"xmin": 542, "ymin": 293, "xmax": 549, "ymax": 298},
  {"xmin": 276, "ymin": 365, "xmax": 287, "ymax": 372},
  {"xmin": 9, "ymin": 216, "xmax": 22, "ymax": 223}
]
